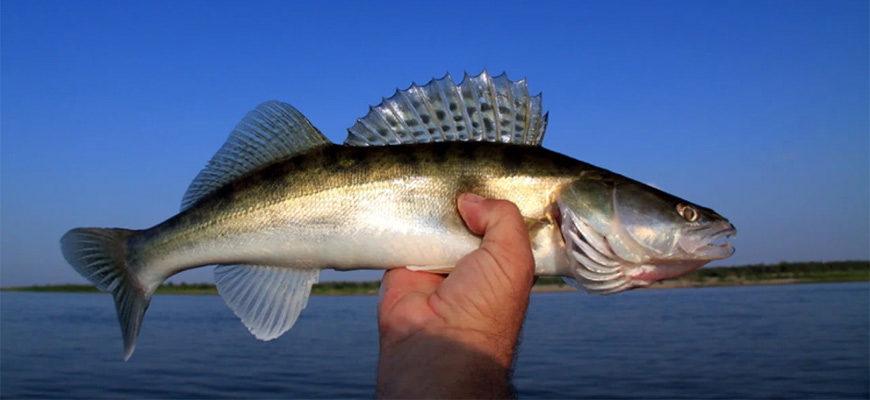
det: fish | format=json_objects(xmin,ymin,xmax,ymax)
[{"xmin": 60, "ymin": 71, "xmax": 736, "ymax": 360}]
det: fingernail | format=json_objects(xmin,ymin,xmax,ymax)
[{"xmin": 460, "ymin": 193, "xmax": 484, "ymax": 204}]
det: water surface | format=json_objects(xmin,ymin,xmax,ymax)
[{"xmin": 2, "ymin": 283, "xmax": 868, "ymax": 398}]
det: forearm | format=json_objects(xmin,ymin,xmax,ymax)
[{"xmin": 377, "ymin": 329, "xmax": 516, "ymax": 399}]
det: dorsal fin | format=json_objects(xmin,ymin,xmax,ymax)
[
  {"xmin": 344, "ymin": 70, "xmax": 548, "ymax": 147},
  {"xmin": 182, "ymin": 101, "xmax": 330, "ymax": 211}
]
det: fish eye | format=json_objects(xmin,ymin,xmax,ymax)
[{"xmin": 676, "ymin": 203, "xmax": 699, "ymax": 222}]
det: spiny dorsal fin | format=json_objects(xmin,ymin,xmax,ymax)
[
  {"xmin": 215, "ymin": 265, "xmax": 319, "ymax": 340},
  {"xmin": 182, "ymin": 101, "xmax": 330, "ymax": 211},
  {"xmin": 344, "ymin": 70, "xmax": 548, "ymax": 147}
]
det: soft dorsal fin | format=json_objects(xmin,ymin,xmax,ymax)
[
  {"xmin": 344, "ymin": 71, "xmax": 548, "ymax": 147},
  {"xmin": 182, "ymin": 101, "xmax": 330, "ymax": 211}
]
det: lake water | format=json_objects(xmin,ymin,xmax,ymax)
[{"xmin": 2, "ymin": 283, "xmax": 868, "ymax": 399}]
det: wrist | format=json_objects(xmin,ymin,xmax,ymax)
[
  {"xmin": 377, "ymin": 327, "xmax": 516, "ymax": 398},
  {"xmin": 381, "ymin": 324, "xmax": 519, "ymax": 368}
]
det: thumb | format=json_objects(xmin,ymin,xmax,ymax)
[{"xmin": 456, "ymin": 193, "xmax": 535, "ymax": 291}]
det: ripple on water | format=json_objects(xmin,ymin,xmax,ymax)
[{"xmin": 1, "ymin": 283, "xmax": 868, "ymax": 399}]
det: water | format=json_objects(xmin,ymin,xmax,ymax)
[{"xmin": 2, "ymin": 283, "xmax": 868, "ymax": 399}]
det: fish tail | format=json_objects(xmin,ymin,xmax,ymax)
[{"xmin": 60, "ymin": 227, "xmax": 156, "ymax": 361}]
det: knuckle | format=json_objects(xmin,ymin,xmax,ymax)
[{"xmin": 490, "ymin": 200, "xmax": 521, "ymax": 216}]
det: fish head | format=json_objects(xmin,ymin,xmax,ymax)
[{"xmin": 556, "ymin": 174, "xmax": 736, "ymax": 294}]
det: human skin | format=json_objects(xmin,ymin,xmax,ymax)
[{"xmin": 377, "ymin": 193, "xmax": 536, "ymax": 399}]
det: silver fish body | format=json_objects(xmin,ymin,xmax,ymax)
[
  {"xmin": 134, "ymin": 143, "xmax": 576, "ymax": 281},
  {"xmin": 61, "ymin": 72, "xmax": 735, "ymax": 359}
]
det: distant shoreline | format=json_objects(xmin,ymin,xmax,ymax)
[{"xmin": 3, "ymin": 261, "xmax": 867, "ymax": 296}]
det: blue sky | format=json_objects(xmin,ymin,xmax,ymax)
[{"xmin": 2, "ymin": 0, "xmax": 867, "ymax": 285}]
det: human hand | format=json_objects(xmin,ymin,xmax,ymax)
[{"xmin": 376, "ymin": 193, "xmax": 535, "ymax": 399}]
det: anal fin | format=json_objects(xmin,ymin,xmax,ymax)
[{"xmin": 214, "ymin": 265, "xmax": 319, "ymax": 340}]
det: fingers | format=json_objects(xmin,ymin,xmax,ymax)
[
  {"xmin": 381, "ymin": 268, "xmax": 444, "ymax": 297},
  {"xmin": 379, "ymin": 268, "xmax": 444, "ymax": 312},
  {"xmin": 456, "ymin": 193, "xmax": 535, "ymax": 288},
  {"xmin": 378, "ymin": 268, "xmax": 446, "ymax": 341}
]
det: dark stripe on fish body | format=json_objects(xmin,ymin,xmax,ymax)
[
  {"xmin": 456, "ymin": 142, "xmax": 477, "ymax": 163},
  {"xmin": 321, "ymin": 145, "xmax": 339, "ymax": 170},
  {"xmin": 260, "ymin": 160, "xmax": 290, "ymax": 184},
  {"xmin": 396, "ymin": 146, "xmax": 420, "ymax": 168},
  {"xmin": 346, "ymin": 145, "xmax": 367, "ymax": 166},
  {"xmin": 430, "ymin": 141, "xmax": 449, "ymax": 164},
  {"xmin": 320, "ymin": 148, "xmax": 344, "ymax": 171},
  {"xmin": 352, "ymin": 145, "xmax": 377, "ymax": 173},
  {"xmin": 500, "ymin": 144, "xmax": 527, "ymax": 173},
  {"xmin": 455, "ymin": 175, "xmax": 483, "ymax": 194}
]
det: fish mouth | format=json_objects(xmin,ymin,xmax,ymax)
[
  {"xmin": 682, "ymin": 223, "xmax": 737, "ymax": 260},
  {"xmin": 627, "ymin": 224, "xmax": 736, "ymax": 286}
]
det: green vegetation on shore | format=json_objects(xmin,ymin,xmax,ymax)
[
  {"xmin": 535, "ymin": 260, "xmax": 870, "ymax": 290},
  {"xmin": 654, "ymin": 260, "xmax": 869, "ymax": 287},
  {"xmin": 3, "ymin": 261, "xmax": 867, "ymax": 296}
]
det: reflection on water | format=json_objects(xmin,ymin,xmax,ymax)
[{"xmin": 2, "ymin": 283, "xmax": 868, "ymax": 399}]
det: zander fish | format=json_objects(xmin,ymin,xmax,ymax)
[{"xmin": 61, "ymin": 72, "xmax": 736, "ymax": 360}]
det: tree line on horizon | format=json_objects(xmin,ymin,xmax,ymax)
[{"xmin": 4, "ymin": 260, "xmax": 868, "ymax": 294}]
